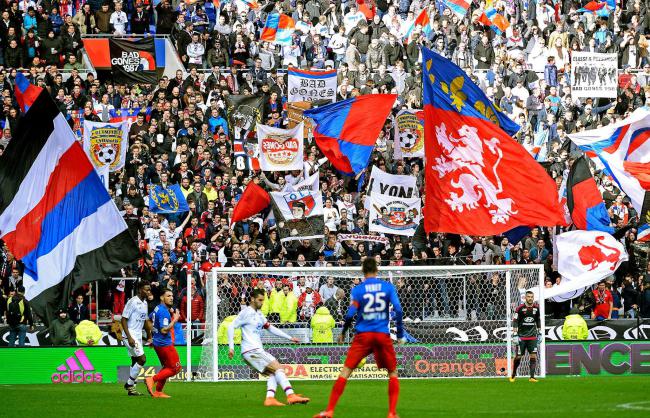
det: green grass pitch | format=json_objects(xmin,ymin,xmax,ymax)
[{"xmin": 3, "ymin": 376, "xmax": 649, "ymax": 418}]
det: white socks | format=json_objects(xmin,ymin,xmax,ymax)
[
  {"xmin": 274, "ymin": 370, "xmax": 294, "ymax": 395},
  {"xmin": 127, "ymin": 363, "xmax": 143, "ymax": 386},
  {"xmin": 266, "ymin": 374, "xmax": 277, "ymax": 398}
]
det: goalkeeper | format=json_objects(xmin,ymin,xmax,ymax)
[{"xmin": 510, "ymin": 290, "xmax": 541, "ymax": 383}]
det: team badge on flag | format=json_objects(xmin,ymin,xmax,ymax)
[
  {"xmin": 149, "ymin": 184, "xmax": 190, "ymax": 214},
  {"xmin": 82, "ymin": 121, "xmax": 128, "ymax": 172},
  {"xmin": 257, "ymin": 123, "xmax": 304, "ymax": 171},
  {"xmin": 393, "ymin": 109, "xmax": 425, "ymax": 159},
  {"xmin": 369, "ymin": 193, "xmax": 421, "ymax": 236}
]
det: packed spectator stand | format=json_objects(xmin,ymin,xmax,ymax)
[{"xmin": 1, "ymin": 0, "xmax": 650, "ymax": 342}]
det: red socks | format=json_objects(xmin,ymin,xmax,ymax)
[
  {"xmin": 388, "ymin": 376, "xmax": 400, "ymax": 414},
  {"xmin": 153, "ymin": 367, "xmax": 176, "ymax": 392},
  {"xmin": 326, "ymin": 376, "xmax": 348, "ymax": 412}
]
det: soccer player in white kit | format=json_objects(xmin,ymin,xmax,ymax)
[
  {"xmin": 120, "ymin": 280, "xmax": 152, "ymax": 396},
  {"xmin": 228, "ymin": 288, "xmax": 310, "ymax": 407}
]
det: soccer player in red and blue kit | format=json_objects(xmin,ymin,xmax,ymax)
[
  {"xmin": 145, "ymin": 289, "xmax": 181, "ymax": 398},
  {"xmin": 315, "ymin": 258, "xmax": 404, "ymax": 418}
]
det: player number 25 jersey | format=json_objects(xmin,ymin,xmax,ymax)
[{"xmin": 349, "ymin": 277, "xmax": 403, "ymax": 335}]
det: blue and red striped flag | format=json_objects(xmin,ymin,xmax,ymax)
[
  {"xmin": 0, "ymin": 84, "xmax": 139, "ymax": 323},
  {"xmin": 304, "ymin": 94, "xmax": 396, "ymax": 177},
  {"xmin": 15, "ymin": 73, "xmax": 42, "ymax": 113},
  {"xmin": 403, "ymin": 9, "xmax": 432, "ymax": 42},
  {"xmin": 445, "ymin": 0, "xmax": 472, "ymax": 18},
  {"xmin": 480, "ymin": 7, "xmax": 510, "ymax": 35},
  {"xmin": 260, "ymin": 13, "xmax": 295, "ymax": 46}
]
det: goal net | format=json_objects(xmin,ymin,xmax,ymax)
[{"xmin": 192, "ymin": 265, "xmax": 545, "ymax": 381}]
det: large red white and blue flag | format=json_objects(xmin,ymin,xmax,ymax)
[
  {"xmin": 304, "ymin": 94, "xmax": 396, "ymax": 178},
  {"xmin": 422, "ymin": 48, "xmax": 565, "ymax": 235},
  {"xmin": 0, "ymin": 74, "xmax": 139, "ymax": 323},
  {"xmin": 569, "ymin": 108, "xmax": 650, "ymax": 215}
]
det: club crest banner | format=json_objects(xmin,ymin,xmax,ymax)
[
  {"xmin": 393, "ymin": 109, "xmax": 425, "ymax": 158},
  {"xmin": 149, "ymin": 184, "xmax": 190, "ymax": 214},
  {"xmin": 258, "ymin": 123, "xmax": 304, "ymax": 171},
  {"xmin": 368, "ymin": 193, "xmax": 421, "ymax": 236},
  {"xmin": 82, "ymin": 120, "xmax": 128, "ymax": 171},
  {"xmin": 271, "ymin": 185, "xmax": 324, "ymax": 242}
]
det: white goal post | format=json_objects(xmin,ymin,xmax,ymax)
[{"xmin": 188, "ymin": 265, "xmax": 546, "ymax": 381}]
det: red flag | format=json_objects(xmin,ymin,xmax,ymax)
[
  {"xmin": 231, "ymin": 182, "xmax": 270, "ymax": 224},
  {"xmin": 422, "ymin": 50, "xmax": 565, "ymax": 235}
]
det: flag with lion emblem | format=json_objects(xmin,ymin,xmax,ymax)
[
  {"xmin": 422, "ymin": 48, "xmax": 566, "ymax": 235},
  {"xmin": 82, "ymin": 120, "xmax": 128, "ymax": 172}
]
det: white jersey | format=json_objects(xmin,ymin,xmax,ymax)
[
  {"xmin": 122, "ymin": 296, "xmax": 148, "ymax": 339},
  {"xmin": 231, "ymin": 306, "xmax": 268, "ymax": 354}
]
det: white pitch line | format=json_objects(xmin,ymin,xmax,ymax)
[{"xmin": 617, "ymin": 401, "xmax": 650, "ymax": 411}]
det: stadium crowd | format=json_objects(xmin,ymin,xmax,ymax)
[{"xmin": 1, "ymin": 0, "xmax": 650, "ymax": 341}]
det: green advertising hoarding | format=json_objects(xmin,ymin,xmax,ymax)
[
  {"xmin": 1, "ymin": 341, "xmax": 649, "ymax": 384},
  {"xmin": 0, "ymin": 346, "xmax": 204, "ymax": 385}
]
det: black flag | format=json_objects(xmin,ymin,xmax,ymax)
[{"xmin": 109, "ymin": 38, "xmax": 157, "ymax": 85}]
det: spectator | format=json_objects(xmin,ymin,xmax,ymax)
[
  {"xmin": 279, "ymin": 284, "xmax": 298, "ymax": 324},
  {"xmin": 324, "ymin": 288, "xmax": 347, "ymax": 323},
  {"xmin": 68, "ymin": 294, "xmax": 90, "ymax": 324},
  {"xmin": 319, "ymin": 276, "xmax": 339, "ymax": 302},
  {"xmin": 311, "ymin": 306, "xmax": 335, "ymax": 343},
  {"xmin": 109, "ymin": 1, "xmax": 128, "ymax": 35},
  {"xmin": 592, "ymin": 280, "xmax": 614, "ymax": 320},
  {"xmin": 49, "ymin": 308, "xmax": 77, "ymax": 346},
  {"xmin": 562, "ymin": 307, "xmax": 589, "ymax": 340},
  {"xmin": 6, "ymin": 287, "xmax": 34, "ymax": 347},
  {"xmin": 72, "ymin": 4, "xmax": 96, "ymax": 35},
  {"xmin": 298, "ymin": 285, "xmax": 321, "ymax": 320},
  {"xmin": 180, "ymin": 285, "xmax": 205, "ymax": 324}
]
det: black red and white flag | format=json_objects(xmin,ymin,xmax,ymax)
[{"xmin": 0, "ymin": 75, "xmax": 139, "ymax": 324}]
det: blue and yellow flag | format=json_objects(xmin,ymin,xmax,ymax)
[
  {"xmin": 422, "ymin": 48, "xmax": 520, "ymax": 136},
  {"xmin": 149, "ymin": 184, "xmax": 190, "ymax": 214}
]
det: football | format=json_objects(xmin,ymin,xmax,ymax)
[
  {"xmin": 96, "ymin": 145, "xmax": 116, "ymax": 165},
  {"xmin": 399, "ymin": 130, "xmax": 418, "ymax": 150}
]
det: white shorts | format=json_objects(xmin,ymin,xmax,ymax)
[
  {"xmin": 123, "ymin": 333, "xmax": 145, "ymax": 358},
  {"xmin": 242, "ymin": 349, "xmax": 277, "ymax": 373}
]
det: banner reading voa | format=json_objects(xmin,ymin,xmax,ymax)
[{"xmin": 109, "ymin": 38, "xmax": 157, "ymax": 84}]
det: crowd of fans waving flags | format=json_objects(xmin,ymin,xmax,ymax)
[{"xmin": 0, "ymin": 32, "xmax": 648, "ymax": 319}]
